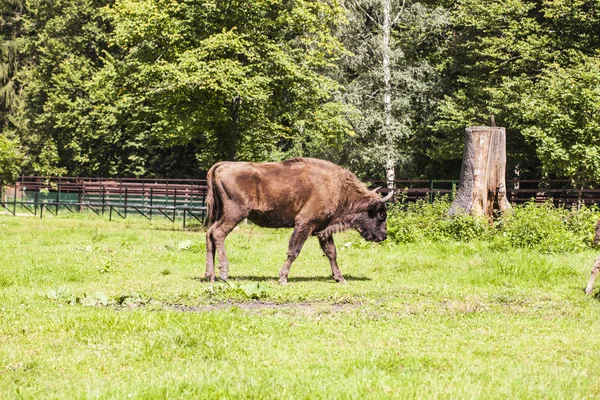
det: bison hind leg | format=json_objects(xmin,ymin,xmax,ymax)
[
  {"xmin": 585, "ymin": 256, "xmax": 600, "ymax": 295},
  {"xmin": 207, "ymin": 214, "xmax": 246, "ymax": 282}
]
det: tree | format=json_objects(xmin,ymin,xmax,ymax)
[
  {"xmin": 97, "ymin": 0, "xmax": 352, "ymax": 171},
  {"xmin": 338, "ymin": 0, "xmax": 449, "ymax": 182},
  {"xmin": 16, "ymin": 0, "xmax": 113, "ymax": 176},
  {"xmin": 0, "ymin": 135, "xmax": 21, "ymax": 186},
  {"xmin": 0, "ymin": 0, "xmax": 26, "ymax": 132},
  {"xmin": 518, "ymin": 56, "xmax": 600, "ymax": 187},
  {"xmin": 432, "ymin": 0, "xmax": 600, "ymax": 182}
]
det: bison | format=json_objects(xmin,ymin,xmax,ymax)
[
  {"xmin": 584, "ymin": 220, "xmax": 600, "ymax": 294},
  {"xmin": 204, "ymin": 157, "xmax": 393, "ymax": 285}
]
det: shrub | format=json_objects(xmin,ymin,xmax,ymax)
[
  {"xmin": 387, "ymin": 196, "xmax": 490, "ymax": 243},
  {"xmin": 387, "ymin": 197, "xmax": 600, "ymax": 252},
  {"xmin": 495, "ymin": 202, "xmax": 599, "ymax": 253}
]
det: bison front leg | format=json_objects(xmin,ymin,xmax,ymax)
[
  {"xmin": 318, "ymin": 235, "xmax": 346, "ymax": 284},
  {"xmin": 279, "ymin": 225, "xmax": 313, "ymax": 285},
  {"xmin": 585, "ymin": 256, "xmax": 600, "ymax": 295}
]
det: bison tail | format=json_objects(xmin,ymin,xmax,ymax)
[{"xmin": 204, "ymin": 163, "xmax": 222, "ymax": 228}]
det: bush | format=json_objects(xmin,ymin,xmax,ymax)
[
  {"xmin": 495, "ymin": 202, "xmax": 599, "ymax": 253},
  {"xmin": 387, "ymin": 197, "xmax": 600, "ymax": 252},
  {"xmin": 387, "ymin": 196, "xmax": 490, "ymax": 243}
]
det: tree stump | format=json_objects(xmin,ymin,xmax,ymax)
[{"xmin": 449, "ymin": 126, "xmax": 511, "ymax": 218}]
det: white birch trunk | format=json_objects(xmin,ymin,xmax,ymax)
[{"xmin": 382, "ymin": 0, "xmax": 395, "ymax": 189}]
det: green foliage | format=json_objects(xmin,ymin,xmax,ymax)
[
  {"xmin": 518, "ymin": 56, "xmax": 600, "ymax": 185},
  {"xmin": 494, "ymin": 202, "xmax": 599, "ymax": 253},
  {"xmin": 431, "ymin": 0, "xmax": 600, "ymax": 181},
  {"xmin": 2, "ymin": 0, "xmax": 600, "ymax": 184},
  {"xmin": 0, "ymin": 135, "xmax": 21, "ymax": 185},
  {"xmin": 97, "ymin": 0, "xmax": 350, "ymax": 170},
  {"xmin": 0, "ymin": 0, "xmax": 26, "ymax": 131},
  {"xmin": 47, "ymin": 286, "xmax": 148, "ymax": 307},
  {"xmin": 388, "ymin": 198, "xmax": 600, "ymax": 253},
  {"xmin": 387, "ymin": 196, "xmax": 490, "ymax": 243},
  {"xmin": 337, "ymin": 1, "xmax": 450, "ymax": 179}
]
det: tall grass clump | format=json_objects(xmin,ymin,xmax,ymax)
[
  {"xmin": 494, "ymin": 202, "xmax": 600, "ymax": 253},
  {"xmin": 387, "ymin": 196, "xmax": 490, "ymax": 243},
  {"xmin": 387, "ymin": 197, "xmax": 599, "ymax": 252}
]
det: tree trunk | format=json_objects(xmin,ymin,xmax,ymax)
[
  {"xmin": 382, "ymin": 0, "xmax": 394, "ymax": 189},
  {"xmin": 449, "ymin": 126, "xmax": 511, "ymax": 218}
]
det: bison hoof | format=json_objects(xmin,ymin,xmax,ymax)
[
  {"xmin": 585, "ymin": 286, "xmax": 594, "ymax": 295},
  {"xmin": 278, "ymin": 278, "xmax": 288, "ymax": 286}
]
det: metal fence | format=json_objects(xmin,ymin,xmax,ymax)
[
  {"xmin": 2, "ymin": 177, "xmax": 600, "ymax": 226},
  {"xmin": 0, "ymin": 176, "xmax": 208, "ymax": 227}
]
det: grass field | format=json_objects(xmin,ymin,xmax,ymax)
[{"xmin": 1, "ymin": 213, "xmax": 600, "ymax": 399}]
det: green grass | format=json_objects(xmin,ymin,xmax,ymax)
[{"xmin": 1, "ymin": 213, "xmax": 600, "ymax": 398}]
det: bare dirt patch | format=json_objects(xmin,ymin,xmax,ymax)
[{"xmin": 167, "ymin": 300, "xmax": 359, "ymax": 314}]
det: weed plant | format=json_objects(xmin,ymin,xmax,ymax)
[{"xmin": 388, "ymin": 197, "xmax": 600, "ymax": 253}]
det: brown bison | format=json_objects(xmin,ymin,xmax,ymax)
[{"xmin": 204, "ymin": 158, "xmax": 393, "ymax": 285}]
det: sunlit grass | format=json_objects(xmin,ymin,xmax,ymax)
[{"xmin": 1, "ymin": 214, "xmax": 600, "ymax": 398}]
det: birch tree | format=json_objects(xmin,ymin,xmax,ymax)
[{"xmin": 341, "ymin": 0, "xmax": 448, "ymax": 184}]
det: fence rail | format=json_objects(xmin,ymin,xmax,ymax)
[
  {"xmin": 1, "ymin": 176, "xmax": 208, "ymax": 227},
  {"xmin": 2, "ymin": 177, "xmax": 600, "ymax": 226}
]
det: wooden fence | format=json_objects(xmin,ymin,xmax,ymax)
[
  {"xmin": 1, "ymin": 176, "xmax": 207, "ymax": 227},
  {"xmin": 2, "ymin": 177, "xmax": 600, "ymax": 226}
]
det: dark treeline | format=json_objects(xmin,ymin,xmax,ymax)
[{"xmin": 1, "ymin": 0, "xmax": 599, "ymax": 185}]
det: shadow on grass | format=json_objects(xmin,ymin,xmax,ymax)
[{"xmin": 191, "ymin": 275, "xmax": 371, "ymax": 283}]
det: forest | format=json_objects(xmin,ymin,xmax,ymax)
[{"xmin": 1, "ymin": 0, "xmax": 599, "ymax": 184}]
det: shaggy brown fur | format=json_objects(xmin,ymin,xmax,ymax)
[{"xmin": 204, "ymin": 158, "xmax": 393, "ymax": 285}]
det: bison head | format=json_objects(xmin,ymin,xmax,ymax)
[{"xmin": 354, "ymin": 191, "xmax": 393, "ymax": 243}]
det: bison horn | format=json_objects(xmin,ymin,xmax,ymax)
[
  {"xmin": 371, "ymin": 186, "xmax": 382, "ymax": 192},
  {"xmin": 380, "ymin": 190, "xmax": 394, "ymax": 203}
]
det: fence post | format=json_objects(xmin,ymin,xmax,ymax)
[
  {"xmin": 173, "ymin": 188, "xmax": 177, "ymax": 222},
  {"xmin": 56, "ymin": 180, "xmax": 60, "ymax": 216},
  {"xmin": 13, "ymin": 183, "xmax": 17, "ymax": 215},
  {"xmin": 102, "ymin": 185, "xmax": 106, "ymax": 216},
  {"xmin": 125, "ymin": 187, "xmax": 128, "ymax": 219},
  {"xmin": 78, "ymin": 184, "xmax": 82, "ymax": 213},
  {"xmin": 150, "ymin": 187, "xmax": 153, "ymax": 220}
]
